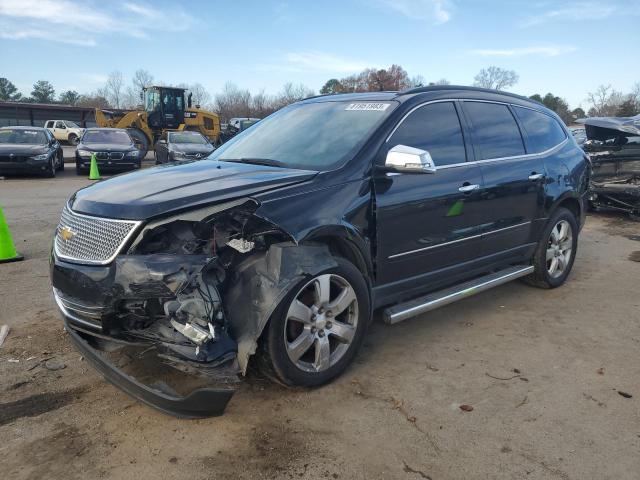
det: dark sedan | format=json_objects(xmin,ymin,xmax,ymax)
[
  {"xmin": 154, "ymin": 131, "xmax": 215, "ymax": 164},
  {"xmin": 75, "ymin": 128, "xmax": 141, "ymax": 175},
  {"xmin": 0, "ymin": 126, "xmax": 64, "ymax": 177}
]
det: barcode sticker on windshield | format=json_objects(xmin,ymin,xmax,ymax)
[{"xmin": 345, "ymin": 103, "xmax": 390, "ymax": 111}]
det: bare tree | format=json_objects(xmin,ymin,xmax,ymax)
[
  {"xmin": 188, "ymin": 83, "xmax": 212, "ymax": 109},
  {"xmin": 105, "ymin": 71, "xmax": 124, "ymax": 108},
  {"xmin": 132, "ymin": 69, "xmax": 154, "ymax": 92},
  {"xmin": 473, "ymin": 66, "xmax": 519, "ymax": 90},
  {"xmin": 586, "ymin": 84, "xmax": 624, "ymax": 116}
]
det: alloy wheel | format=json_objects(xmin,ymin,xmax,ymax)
[
  {"xmin": 546, "ymin": 220, "xmax": 573, "ymax": 278},
  {"xmin": 284, "ymin": 274, "xmax": 359, "ymax": 373}
]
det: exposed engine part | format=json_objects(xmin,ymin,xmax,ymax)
[
  {"xmin": 226, "ymin": 237, "xmax": 255, "ymax": 253},
  {"xmin": 169, "ymin": 319, "xmax": 211, "ymax": 345}
]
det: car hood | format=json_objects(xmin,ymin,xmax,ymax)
[
  {"xmin": 79, "ymin": 143, "xmax": 135, "ymax": 151},
  {"xmin": 0, "ymin": 144, "xmax": 47, "ymax": 155},
  {"xmin": 171, "ymin": 144, "xmax": 214, "ymax": 154},
  {"xmin": 70, "ymin": 160, "xmax": 318, "ymax": 220}
]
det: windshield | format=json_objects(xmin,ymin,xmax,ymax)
[
  {"xmin": 65, "ymin": 121, "xmax": 80, "ymax": 128},
  {"xmin": 0, "ymin": 129, "xmax": 47, "ymax": 145},
  {"xmin": 82, "ymin": 130, "xmax": 131, "ymax": 144},
  {"xmin": 210, "ymin": 100, "xmax": 395, "ymax": 171},
  {"xmin": 169, "ymin": 132, "xmax": 208, "ymax": 144}
]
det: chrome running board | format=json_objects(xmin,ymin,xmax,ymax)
[{"xmin": 383, "ymin": 265, "xmax": 534, "ymax": 324}]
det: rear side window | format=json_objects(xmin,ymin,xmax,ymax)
[
  {"xmin": 388, "ymin": 102, "xmax": 466, "ymax": 166},
  {"xmin": 464, "ymin": 102, "xmax": 525, "ymax": 160},
  {"xmin": 513, "ymin": 106, "xmax": 566, "ymax": 153}
]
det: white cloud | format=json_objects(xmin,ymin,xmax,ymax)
[
  {"xmin": 521, "ymin": 1, "xmax": 639, "ymax": 27},
  {"xmin": 372, "ymin": 0, "xmax": 454, "ymax": 24},
  {"xmin": 0, "ymin": 0, "xmax": 195, "ymax": 46},
  {"xmin": 284, "ymin": 52, "xmax": 374, "ymax": 73},
  {"xmin": 470, "ymin": 45, "xmax": 578, "ymax": 57}
]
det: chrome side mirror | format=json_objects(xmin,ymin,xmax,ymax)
[{"xmin": 385, "ymin": 144, "xmax": 436, "ymax": 174}]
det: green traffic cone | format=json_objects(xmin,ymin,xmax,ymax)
[
  {"xmin": 89, "ymin": 153, "xmax": 101, "ymax": 180},
  {"xmin": 0, "ymin": 206, "xmax": 23, "ymax": 264}
]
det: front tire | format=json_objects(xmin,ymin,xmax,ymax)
[
  {"xmin": 57, "ymin": 152, "xmax": 65, "ymax": 171},
  {"xmin": 258, "ymin": 257, "xmax": 370, "ymax": 387},
  {"xmin": 43, "ymin": 156, "xmax": 56, "ymax": 178},
  {"xmin": 68, "ymin": 134, "xmax": 79, "ymax": 146},
  {"xmin": 525, "ymin": 207, "xmax": 578, "ymax": 289},
  {"xmin": 126, "ymin": 128, "xmax": 149, "ymax": 160}
]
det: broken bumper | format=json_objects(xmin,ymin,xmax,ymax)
[{"xmin": 64, "ymin": 319, "xmax": 234, "ymax": 418}]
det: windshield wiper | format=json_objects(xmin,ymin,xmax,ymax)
[{"xmin": 221, "ymin": 158, "xmax": 287, "ymax": 168}]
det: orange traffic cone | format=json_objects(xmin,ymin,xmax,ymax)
[{"xmin": 0, "ymin": 206, "xmax": 23, "ymax": 263}]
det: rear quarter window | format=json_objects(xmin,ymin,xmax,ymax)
[
  {"xmin": 463, "ymin": 102, "xmax": 525, "ymax": 160},
  {"xmin": 513, "ymin": 106, "xmax": 567, "ymax": 153}
]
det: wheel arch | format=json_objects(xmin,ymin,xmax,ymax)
[
  {"xmin": 301, "ymin": 227, "xmax": 374, "ymax": 285},
  {"xmin": 548, "ymin": 192, "xmax": 583, "ymax": 224}
]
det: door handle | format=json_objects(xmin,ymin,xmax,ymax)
[
  {"xmin": 528, "ymin": 173, "xmax": 545, "ymax": 181},
  {"xmin": 458, "ymin": 183, "xmax": 480, "ymax": 193}
]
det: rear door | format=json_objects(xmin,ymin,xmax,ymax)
[
  {"xmin": 460, "ymin": 101, "xmax": 546, "ymax": 257},
  {"xmin": 374, "ymin": 101, "xmax": 485, "ymax": 287}
]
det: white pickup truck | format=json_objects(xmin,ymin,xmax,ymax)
[{"xmin": 45, "ymin": 120, "xmax": 85, "ymax": 145}]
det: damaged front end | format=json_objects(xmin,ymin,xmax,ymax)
[
  {"xmin": 580, "ymin": 115, "xmax": 640, "ymax": 217},
  {"xmin": 52, "ymin": 198, "xmax": 336, "ymax": 417}
]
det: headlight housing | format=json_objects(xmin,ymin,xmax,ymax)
[
  {"xmin": 31, "ymin": 153, "xmax": 49, "ymax": 161},
  {"xmin": 77, "ymin": 149, "xmax": 92, "ymax": 158},
  {"xmin": 171, "ymin": 150, "xmax": 186, "ymax": 159},
  {"xmin": 127, "ymin": 150, "xmax": 140, "ymax": 158}
]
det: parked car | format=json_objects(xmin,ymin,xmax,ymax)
[
  {"xmin": 51, "ymin": 86, "xmax": 589, "ymax": 417},
  {"xmin": 154, "ymin": 130, "xmax": 215, "ymax": 164},
  {"xmin": 75, "ymin": 128, "xmax": 141, "ymax": 175},
  {"xmin": 580, "ymin": 114, "xmax": 640, "ymax": 216},
  {"xmin": 45, "ymin": 120, "xmax": 85, "ymax": 145},
  {"xmin": 219, "ymin": 118, "xmax": 260, "ymax": 144},
  {"xmin": 0, "ymin": 126, "xmax": 64, "ymax": 177}
]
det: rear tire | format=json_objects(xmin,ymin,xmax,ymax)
[
  {"xmin": 524, "ymin": 207, "xmax": 578, "ymax": 289},
  {"xmin": 257, "ymin": 257, "xmax": 370, "ymax": 387},
  {"xmin": 68, "ymin": 134, "xmax": 79, "ymax": 146}
]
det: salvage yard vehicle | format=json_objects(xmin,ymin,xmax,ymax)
[
  {"xmin": 45, "ymin": 119, "xmax": 85, "ymax": 145},
  {"xmin": 154, "ymin": 130, "xmax": 215, "ymax": 164},
  {"xmin": 0, "ymin": 126, "xmax": 63, "ymax": 177},
  {"xmin": 580, "ymin": 115, "xmax": 640, "ymax": 217},
  {"xmin": 75, "ymin": 128, "xmax": 141, "ymax": 175},
  {"xmin": 95, "ymin": 85, "xmax": 221, "ymax": 159},
  {"xmin": 50, "ymin": 86, "xmax": 589, "ymax": 417}
]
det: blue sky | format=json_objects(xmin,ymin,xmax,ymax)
[{"xmin": 0, "ymin": 0, "xmax": 638, "ymax": 109}]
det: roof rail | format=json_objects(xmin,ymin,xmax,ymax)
[{"xmin": 398, "ymin": 85, "xmax": 531, "ymax": 102}]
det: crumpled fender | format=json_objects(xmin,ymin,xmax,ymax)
[{"xmin": 224, "ymin": 242, "xmax": 337, "ymax": 372}]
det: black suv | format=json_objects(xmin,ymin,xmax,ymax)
[{"xmin": 50, "ymin": 86, "xmax": 589, "ymax": 417}]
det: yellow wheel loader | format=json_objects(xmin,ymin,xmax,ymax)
[{"xmin": 95, "ymin": 86, "xmax": 221, "ymax": 158}]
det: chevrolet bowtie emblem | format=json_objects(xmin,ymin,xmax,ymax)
[{"xmin": 60, "ymin": 226, "xmax": 76, "ymax": 242}]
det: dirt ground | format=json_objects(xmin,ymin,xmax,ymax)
[{"xmin": 1, "ymin": 171, "xmax": 639, "ymax": 480}]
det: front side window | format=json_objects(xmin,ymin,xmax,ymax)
[
  {"xmin": 388, "ymin": 101, "xmax": 466, "ymax": 166},
  {"xmin": 210, "ymin": 100, "xmax": 395, "ymax": 171},
  {"xmin": 464, "ymin": 102, "xmax": 525, "ymax": 160},
  {"xmin": 65, "ymin": 121, "xmax": 80, "ymax": 128},
  {"xmin": 55, "ymin": 121, "xmax": 65, "ymax": 129},
  {"xmin": 513, "ymin": 106, "xmax": 566, "ymax": 153}
]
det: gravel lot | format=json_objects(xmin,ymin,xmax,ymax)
[{"xmin": 1, "ymin": 171, "xmax": 639, "ymax": 480}]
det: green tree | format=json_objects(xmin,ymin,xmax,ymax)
[
  {"xmin": 0, "ymin": 77, "xmax": 23, "ymax": 101},
  {"xmin": 30, "ymin": 80, "xmax": 56, "ymax": 103},
  {"xmin": 572, "ymin": 107, "xmax": 586, "ymax": 120},
  {"xmin": 529, "ymin": 92, "xmax": 572, "ymax": 124},
  {"xmin": 320, "ymin": 78, "xmax": 344, "ymax": 95},
  {"xmin": 59, "ymin": 90, "xmax": 80, "ymax": 105},
  {"xmin": 529, "ymin": 94, "xmax": 543, "ymax": 104}
]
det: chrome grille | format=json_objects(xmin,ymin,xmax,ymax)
[{"xmin": 54, "ymin": 206, "xmax": 142, "ymax": 265}]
